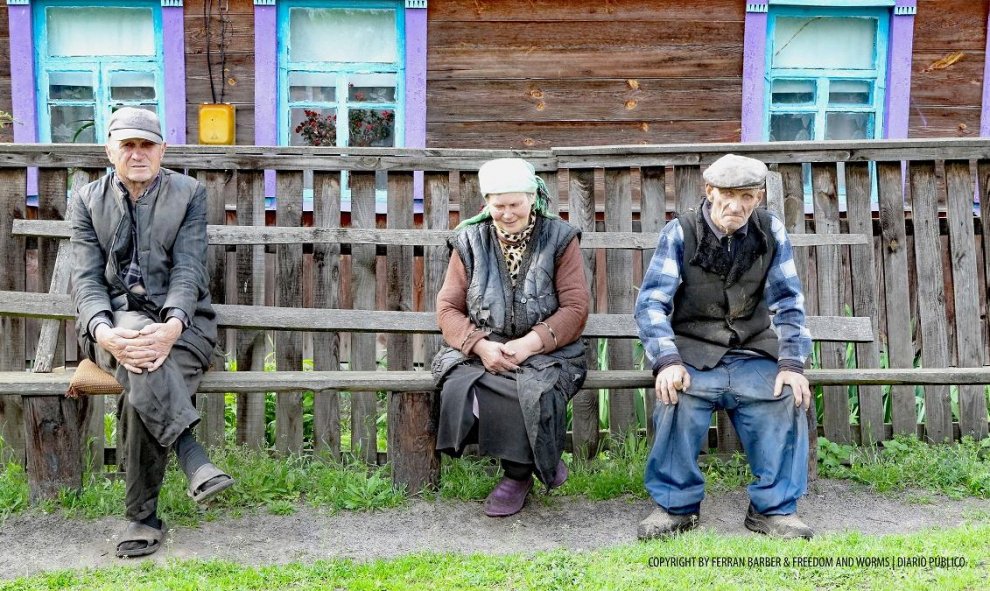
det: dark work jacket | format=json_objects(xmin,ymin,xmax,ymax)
[
  {"xmin": 672, "ymin": 206, "xmax": 778, "ymax": 370},
  {"xmin": 431, "ymin": 215, "xmax": 587, "ymax": 487},
  {"xmin": 70, "ymin": 168, "xmax": 217, "ymax": 366}
]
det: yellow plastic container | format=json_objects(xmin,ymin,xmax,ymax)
[{"xmin": 198, "ymin": 103, "xmax": 236, "ymax": 145}]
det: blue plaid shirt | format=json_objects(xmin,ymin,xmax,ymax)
[{"xmin": 634, "ymin": 211, "xmax": 812, "ymax": 373}]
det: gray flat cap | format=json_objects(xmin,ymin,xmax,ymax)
[
  {"xmin": 702, "ymin": 154, "xmax": 768, "ymax": 189},
  {"xmin": 107, "ymin": 107, "xmax": 163, "ymax": 144}
]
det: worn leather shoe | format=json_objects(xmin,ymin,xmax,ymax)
[
  {"xmin": 637, "ymin": 507, "xmax": 699, "ymax": 540},
  {"xmin": 483, "ymin": 476, "xmax": 533, "ymax": 517},
  {"xmin": 744, "ymin": 505, "xmax": 814, "ymax": 539}
]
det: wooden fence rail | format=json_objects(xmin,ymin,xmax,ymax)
[{"xmin": 0, "ymin": 139, "xmax": 988, "ymax": 469}]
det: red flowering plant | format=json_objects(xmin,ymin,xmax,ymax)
[
  {"xmin": 293, "ymin": 108, "xmax": 394, "ymax": 147},
  {"xmin": 293, "ymin": 109, "xmax": 337, "ymax": 146},
  {"xmin": 347, "ymin": 109, "xmax": 395, "ymax": 147}
]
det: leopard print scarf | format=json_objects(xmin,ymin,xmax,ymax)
[{"xmin": 494, "ymin": 217, "xmax": 536, "ymax": 286}]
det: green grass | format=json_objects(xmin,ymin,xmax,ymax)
[
  {"xmin": 3, "ymin": 523, "xmax": 989, "ymax": 590},
  {"xmin": 818, "ymin": 435, "xmax": 990, "ymax": 499},
  {"xmin": 3, "ymin": 433, "xmax": 989, "ymax": 527}
]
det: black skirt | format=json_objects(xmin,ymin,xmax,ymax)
[{"xmin": 436, "ymin": 362, "xmax": 534, "ymax": 466}]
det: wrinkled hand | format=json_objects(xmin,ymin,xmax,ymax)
[
  {"xmin": 135, "ymin": 318, "xmax": 183, "ymax": 372},
  {"xmin": 472, "ymin": 339, "xmax": 520, "ymax": 374},
  {"xmin": 655, "ymin": 364, "xmax": 691, "ymax": 405},
  {"xmin": 775, "ymin": 370, "xmax": 812, "ymax": 411},
  {"xmin": 502, "ymin": 332, "xmax": 544, "ymax": 366},
  {"xmin": 95, "ymin": 324, "xmax": 157, "ymax": 374}
]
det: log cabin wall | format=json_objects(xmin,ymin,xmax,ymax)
[
  {"xmin": 0, "ymin": 6, "xmax": 11, "ymax": 144},
  {"xmin": 909, "ymin": 0, "xmax": 988, "ymax": 138},
  {"xmin": 426, "ymin": 0, "xmax": 746, "ymax": 149},
  {"xmin": 184, "ymin": 0, "xmax": 256, "ymax": 145}
]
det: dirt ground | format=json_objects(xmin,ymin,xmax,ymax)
[{"xmin": 0, "ymin": 479, "xmax": 987, "ymax": 580}]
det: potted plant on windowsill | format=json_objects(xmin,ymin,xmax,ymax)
[{"xmin": 294, "ymin": 109, "xmax": 394, "ymax": 148}]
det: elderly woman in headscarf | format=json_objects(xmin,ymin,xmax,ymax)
[{"xmin": 432, "ymin": 158, "xmax": 590, "ymax": 517}]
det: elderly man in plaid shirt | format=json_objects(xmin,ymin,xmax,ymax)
[{"xmin": 635, "ymin": 154, "xmax": 815, "ymax": 541}]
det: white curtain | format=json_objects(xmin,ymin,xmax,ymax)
[
  {"xmin": 289, "ymin": 8, "xmax": 396, "ymax": 63},
  {"xmin": 46, "ymin": 7, "xmax": 155, "ymax": 57},
  {"xmin": 773, "ymin": 17, "xmax": 876, "ymax": 70}
]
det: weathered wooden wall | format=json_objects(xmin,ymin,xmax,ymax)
[
  {"xmin": 426, "ymin": 0, "xmax": 745, "ymax": 148},
  {"xmin": 910, "ymin": 1, "xmax": 988, "ymax": 138},
  {"xmin": 0, "ymin": 6, "xmax": 12, "ymax": 144},
  {"xmin": 184, "ymin": 0, "xmax": 257, "ymax": 145}
]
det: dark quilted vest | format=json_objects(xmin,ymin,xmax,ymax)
[
  {"xmin": 452, "ymin": 216, "xmax": 580, "ymax": 339},
  {"xmin": 672, "ymin": 206, "xmax": 779, "ymax": 369}
]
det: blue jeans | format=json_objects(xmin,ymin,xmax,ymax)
[{"xmin": 644, "ymin": 354, "xmax": 808, "ymax": 516}]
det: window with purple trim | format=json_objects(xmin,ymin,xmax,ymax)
[
  {"xmin": 764, "ymin": 6, "xmax": 889, "ymax": 143},
  {"xmin": 33, "ymin": 1, "xmax": 164, "ymax": 143}
]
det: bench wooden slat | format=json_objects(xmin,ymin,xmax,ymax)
[
  {"xmin": 4, "ymin": 367, "xmax": 990, "ymax": 396},
  {"xmin": 0, "ymin": 291, "xmax": 874, "ymax": 342},
  {"xmin": 13, "ymin": 219, "xmax": 869, "ymax": 249}
]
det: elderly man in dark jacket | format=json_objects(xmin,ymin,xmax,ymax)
[{"xmin": 70, "ymin": 108, "xmax": 233, "ymax": 558}]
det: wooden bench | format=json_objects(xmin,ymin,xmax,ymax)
[
  {"xmin": 0, "ymin": 169, "xmax": 880, "ymax": 502},
  {"xmin": 2, "ymin": 147, "xmax": 989, "ymax": 505}
]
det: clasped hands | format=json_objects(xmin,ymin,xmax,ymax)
[
  {"xmin": 654, "ymin": 364, "xmax": 812, "ymax": 410},
  {"xmin": 472, "ymin": 332, "xmax": 544, "ymax": 374},
  {"xmin": 95, "ymin": 318, "xmax": 183, "ymax": 374}
]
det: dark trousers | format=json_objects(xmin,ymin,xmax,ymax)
[{"xmin": 94, "ymin": 311, "xmax": 211, "ymax": 521}]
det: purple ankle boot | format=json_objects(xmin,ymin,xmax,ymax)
[
  {"xmin": 550, "ymin": 460, "xmax": 568, "ymax": 489},
  {"xmin": 483, "ymin": 476, "xmax": 533, "ymax": 517}
]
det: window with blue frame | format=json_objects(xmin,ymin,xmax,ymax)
[
  {"xmin": 278, "ymin": 2, "xmax": 404, "ymax": 148},
  {"xmin": 34, "ymin": 1, "xmax": 164, "ymax": 143},
  {"xmin": 764, "ymin": 7, "xmax": 889, "ymax": 143}
]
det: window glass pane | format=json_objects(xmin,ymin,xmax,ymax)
[
  {"xmin": 348, "ymin": 74, "xmax": 397, "ymax": 103},
  {"xmin": 50, "ymin": 105, "xmax": 95, "ymax": 143},
  {"xmin": 771, "ymin": 80, "xmax": 814, "ymax": 105},
  {"xmin": 47, "ymin": 8, "xmax": 155, "ymax": 57},
  {"xmin": 49, "ymin": 72, "xmax": 94, "ymax": 100},
  {"xmin": 825, "ymin": 112, "xmax": 872, "ymax": 140},
  {"xmin": 289, "ymin": 72, "xmax": 336, "ymax": 102},
  {"xmin": 828, "ymin": 80, "xmax": 871, "ymax": 105},
  {"xmin": 110, "ymin": 71, "xmax": 156, "ymax": 101},
  {"xmin": 349, "ymin": 109, "xmax": 395, "ymax": 147},
  {"xmin": 772, "ymin": 17, "xmax": 876, "ymax": 69},
  {"xmin": 289, "ymin": 8, "xmax": 397, "ymax": 63},
  {"xmin": 290, "ymin": 107, "xmax": 337, "ymax": 146},
  {"xmin": 769, "ymin": 113, "xmax": 814, "ymax": 141}
]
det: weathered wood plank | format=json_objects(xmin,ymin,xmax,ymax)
[
  {"xmin": 34, "ymin": 169, "xmax": 68, "ymax": 373},
  {"xmin": 568, "ymin": 168, "xmax": 599, "ymax": 458},
  {"xmin": 673, "ymin": 165, "xmax": 701, "ymax": 213},
  {"xmin": 14, "ymin": 218, "xmax": 870, "ymax": 248},
  {"xmin": 196, "ymin": 171, "xmax": 229, "ymax": 448},
  {"xmin": 944, "ymin": 161, "xmax": 988, "ymax": 440},
  {"xmin": 0, "ymin": 168, "xmax": 26, "ymax": 465},
  {"xmin": 429, "ymin": 0, "xmax": 746, "ymax": 21},
  {"xmin": 877, "ymin": 162, "xmax": 918, "ymax": 437},
  {"xmin": 844, "ymin": 162, "xmax": 884, "ymax": 445},
  {"xmin": 312, "ymin": 171, "xmax": 342, "ymax": 459},
  {"xmin": 812, "ymin": 164, "xmax": 851, "ymax": 444},
  {"xmin": 23, "ymin": 395, "xmax": 89, "ymax": 502},
  {"xmin": 909, "ymin": 162, "xmax": 953, "ymax": 443},
  {"xmin": 234, "ymin": 170, "xmax": 267, "ymax": 449},
  {"xmin": 639, "ymin": 166, "xmax": 666, "ymax": 441},
  {"xmin": 0, "ymin": 292, "xmax": 874, "ymax": 342},
  {"xmin": 604, "ymin": 168, "xmax": 637, "ymax": 436},
  {"xmin": 458, "ymin": 171, "xmax": 483, "ymax": 226},
  {"xmin": 275, "ymin": 171, "xmax": 305, "ymax": 455},
  {"xmin": 981, "ymin": 160, "xmax": 990, "ymax": 382},
  {"xmin": 387, "ymin": 171, "xmax": 438, "ymax": 492},
  {"xmin": 423, "ymin": 173, "xmax": 451, "ymax": 364},
  {"xmin": 6, "ymin": 367, "xmax": 989, "ymax": 397},
  {"xmin": 350, "ymin": 172, "xmax": 379, "ymax": 464}
]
